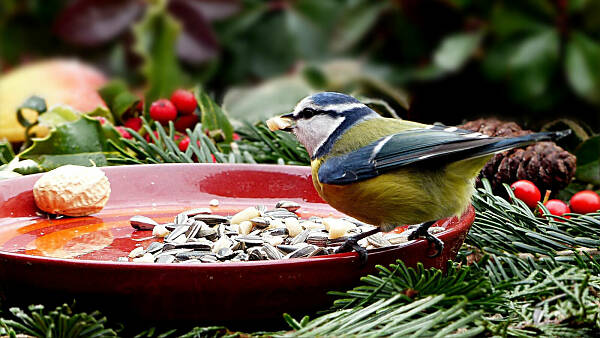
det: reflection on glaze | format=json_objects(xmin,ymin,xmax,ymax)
[{"xmin": 26, "ymin": 223, "xmax": 114, "ymax": 258}]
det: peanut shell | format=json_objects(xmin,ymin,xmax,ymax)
[{"xmin": 33, "ymin": 165, "xmax": 110, "ymax": 216}]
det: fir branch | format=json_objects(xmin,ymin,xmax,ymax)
[
  {"xmin": 107, "ymin": 119, "xmax": 253, "ymax": 165},
  {"xmin": 0, "ymin": 303, "xmax": 118, "ymax": 337},
  {"xmin": 469, "ymin": 179, "xmax": 600, "ymax": 257},
  {"xmin": 235, "ymin": 122, "xmax": 310, "ymax": 165}
]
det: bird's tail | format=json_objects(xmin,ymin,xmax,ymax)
[{"xmin": 475, "ymin": 129, "xmax": 571, "ymax": 156}]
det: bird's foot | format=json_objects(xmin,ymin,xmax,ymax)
[
  {"xmin": 334, "ymin": 227, "xmax": 381, "ymax": 265},
  {"xmin": 407, "ymin": 221, "xmax": 444, "ymax": 258}
]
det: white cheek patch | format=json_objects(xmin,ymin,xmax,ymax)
[{"xmin": 295, "ymin": 115, "xmax": 345, "ymax": 157}]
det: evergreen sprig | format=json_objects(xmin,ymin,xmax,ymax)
[
  {"xmin": 106, "ymin": 119, "xmax": 310, "ymax": 166},
  {"xmin": 0, "ymin": 303, "xmax": 117, "ymax": 338},
  {"xmin": 469, "ymin": 179, "xmax": 600, "ymax": 258},
  {"xmin": 107, "ymin": 118, "xmax": 256, "ymax": 165},
  {"xmin": 234, "ymin": 122, "xmax": 310, "ymax": 166}
]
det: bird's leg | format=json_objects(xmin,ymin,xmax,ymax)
[
  {"xmin": 334, "ymin": 227, "xmax": 382, "ymax": 265},
  {"xmin": 407, "ymin": 220, "xmax": 444, "ymax": 258}
]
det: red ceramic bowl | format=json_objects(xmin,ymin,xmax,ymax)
[{"xmin": 0, "ymin": 164, "xmax": 474, "ymax": 323}]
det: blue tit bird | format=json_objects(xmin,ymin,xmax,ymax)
[{"xmin": 266, "ymin": 92, "xmax": 570, "ymax": 263}]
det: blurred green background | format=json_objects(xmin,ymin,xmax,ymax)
[{"xmin": 1, "ymin": 0, "xmax": 599, "ymax": 130}]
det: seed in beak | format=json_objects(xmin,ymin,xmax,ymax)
[{"xmin": 266, "ymin": 116, "xmax": 293, "ymax": 131}]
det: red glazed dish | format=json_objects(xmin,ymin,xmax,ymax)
[{"xmin": 0, "ymin": 163, "xmax": 474, "ymax": 322}]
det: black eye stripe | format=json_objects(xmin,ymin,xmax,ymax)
[{"xmin": 298, "ymin": 107, "xmax": 317, "ymax": 119}]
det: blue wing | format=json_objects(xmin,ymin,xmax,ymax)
[{"xmin": 318, "ymin": 126, "xmax": 569, "ymax": 185}]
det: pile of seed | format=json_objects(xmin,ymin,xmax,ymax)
[{"xmin": 123, "ymin": 201, "xmax": 443, "ymax": 264}]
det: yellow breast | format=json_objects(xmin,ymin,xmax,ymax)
[{"xmin": 311, "ymin": 152, "xmax": 491, "ymax": 231}]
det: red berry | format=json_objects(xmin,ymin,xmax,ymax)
[
  {"xmin": 145, "ymin": 130, "xmax": 160, "ymax": 143},
  {"xmin": 115, "ymin": 126, "xmax": 132, "ymax": 139},
  {"xmin": 178, "ymin": 136, "xmax": 190, "ymax": 151},
  {"xmin": 174, "ymin": 114, "xmax": 199, "ymax": 132},
  {"xmin": 211, "ymin": 154, "xmax": 217, "ymax": 163},
  {"xmin": 569, "ymin": 190, "xmax": 600, "ymax": 214},
  {"xmin": 544, "ymin": 199, "xmax": 571, "ymax": 219},
  {"xmin": 150, "ymin": 99, "xmax": 177, "ymax": 124},
  {"xmin": 123, "ymin": 117, "xmax": 143, "ymax": 131},
  {"xmin": 178, "ymin": 136, "xmax": 201, "ymax": 151},
  {"xmin": 93, "ymin": 116, "xmax": 108, "ymax": 125},
  {"xmin": 170, "ymin": 89, "xmax": 197, "ymax": 115},
  {"xmin": 510, "ymin": 180, "xmax": 541, "ymax": 208},
  {"xmin": 135, "ymin": 99, "xmax": 144, "ymax": 111},
  {"xmin": 233, "ymin": 133, "xmax": 241, "ymax": 141}
]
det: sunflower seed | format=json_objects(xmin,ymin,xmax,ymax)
[
  {"xmin": 275, "ymin": 200, "xmax": 301, "ymax": 212},
  {"xmin": 193, "ymin": 214, "xmax": 229, "ymax": 225},
  {"xmin": 174, "ymin": 213, "xmax": 188, "ymax": 224},
  {"xmin": 165, "ymin": 225, "xmax": 190, "ymax": 242},
  {"xmin": 306, "ymin": 232, "xmax": 329, "ymax": 247},
  {"xmin": 185, "ymin": 223, "xmax": 202, "ymax": 239},
  {"xmin": 176, "ymin": 251, "xmax": 210, "ymax": 261},
  {"xmin": 175, "ymin": 241, "xmax": 212, "ymax": 251},
  {"xmin": 184, "ymin": 208, "xmax": 212, "ymax": 216},
  {"xmin": 216, "ymin": 247, "xmax": 236, "ymax": 260},
  {"xmin": 145, "ymin": 242, "xmax": 164, "ymax": 254},
  {"xmin": 367, "ymin": 232, "xmax": 391, "ymax": 248},
  {"xmin": 264, "ymin": 228, "xmax": 289, "ymax": 237},
  {"xmin": 250, "ymin": 217, "xmax": 270, "ymax": 228},
  {"xmin": 156, "ymin": 254, "xmax": 176, "ymax": 264},
  {"xmin": 277, "ymin": 244, "xmax": 306, "ymax": 254},
  {"xmin": 264, "ymin": 209, "xmax": 298, "ymax": 219},
  {"xmin": 236, "ymin": 235, "xmax": 263, "ymax": 247},
  {"xmin": 262, "ymin": 243, "xmax": 284, "ymax": 260},
  {"xmin": 200, "ymin": 254, "xmax": 218, "ymax": 263},
  {"xmin": 285, "ymin": 245, "xmax": 319, "ymax": 259},
  {"xmin": 290, "ymin": 229, "xmax": 311, "ymax": 245},
  {"xmin": 248, "ymin": 247, "xmax": 266, "ymax": 260},
  {"xmin": 130, "ymin": 216, "xmax": 159, "ymax": 230}
]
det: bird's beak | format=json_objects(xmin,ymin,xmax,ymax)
[{"xmin": 266, "ymin": 114, "xmax": 294, "ymax": 132}]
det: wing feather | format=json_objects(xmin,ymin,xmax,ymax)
[{"xmin": 318, "ymin": 127, "xmax": 567, "ymax": 185}]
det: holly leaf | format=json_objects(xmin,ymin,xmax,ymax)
[
  {"xmin": 433, "ymin": 30, "xmax": 484, "ymax": 72},
  {"xmin": 98, "ymin": 80, "xmax": 140, "ymax": 123},
  {"xmin": 195, "ymin": 88, "xmax": 234, "ymax": 143},
  {"xmin": 86, "ymin": 106, "xmax": 116, "ymax": 125},
  {"xmin": 565, "ymin": 31, "xmax": 600, "ymax": 105},
  {"xmin": 575, "ymin": 135, "xmax": 600, "ymax": 185},
  {"xmin": 53, "ymin": 0, "xmax": 144, "ymax": 46},
  {"xmin": 133, "ymin": 0, "xmax": 184, "ymax": 109},
  {"xmin": 37, "ymin": 105, "xmax": 81, "ymax": 127},
  {"xmin": 0, "ymin": 140, "xmax": 14, "ymax": 165},
  {"xmin": 19, "ymin": 116, "xmax": 122, "ymax": 171}
]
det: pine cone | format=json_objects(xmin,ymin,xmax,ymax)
[{"xmin": 460, "ymin": 119, "xmax": 576, "ymax": 194}]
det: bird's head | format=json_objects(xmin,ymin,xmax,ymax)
[{"xmin": 266, "ymin": 92, "xmax": 380, "ymax": 159}]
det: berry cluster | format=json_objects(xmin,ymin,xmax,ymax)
[
  {"xmin": 109, "ymin": 89, "xmax": 202, "ymax": 151},
  {"xmin": 510, "ymin": 180, "xmax": 600, "ymax": 219}
]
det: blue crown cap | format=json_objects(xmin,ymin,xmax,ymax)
[{"xmin": 310, "ymin": 92, "xmax": 360, "ymax": 106}]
